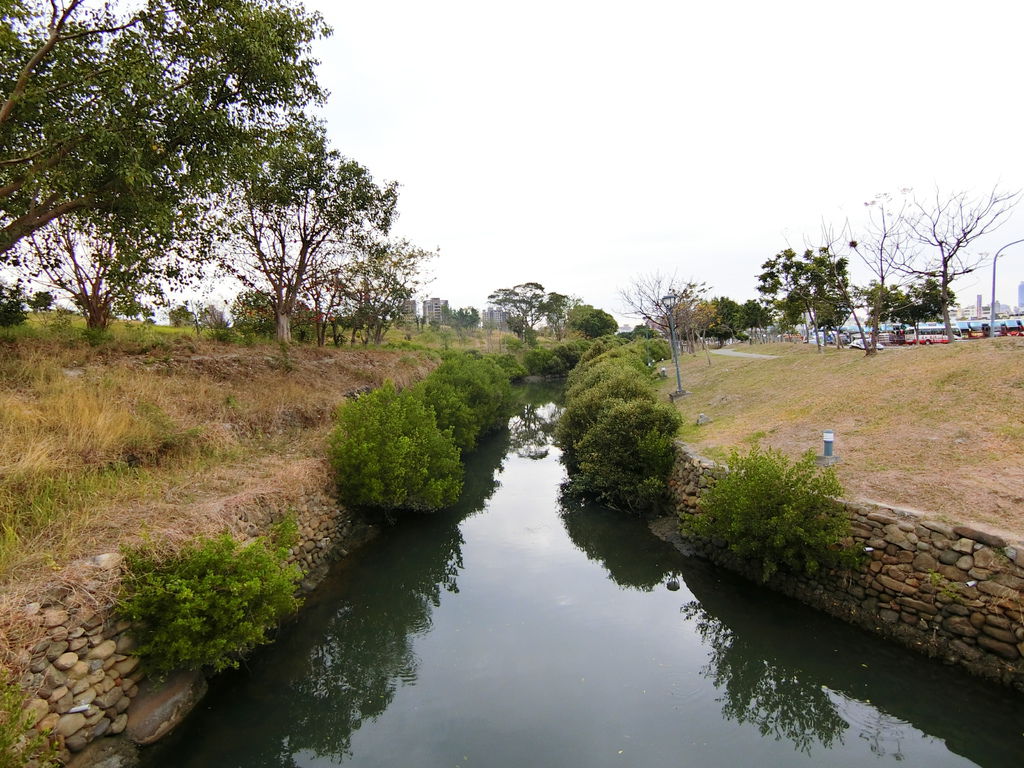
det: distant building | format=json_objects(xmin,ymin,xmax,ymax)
[
  {"xmin": 1018, "ymin": 281, "xmax": 1024, "ymax": 313},
  {"xmin": 975, "ymin": 294, "xmax": 983, "ymax": 319},
  {"xmin": 422, "ymin": 297, "xmax": 448, "ymax": 325},
  {"xmin": 402, "ymin": 299, "xmax": 418, "ymax": 321},
  {"xmin": 482, "ymin": 306, "xmax": 508, "ymax": 331}
]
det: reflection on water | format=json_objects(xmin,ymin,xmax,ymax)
[
  {"xmin": 141, "ymin": 385, "xmax": 1024, "ymax": 768},
  {"xmin": 681, "ymin": 600, "xmax": 848, "ymax": 754}
]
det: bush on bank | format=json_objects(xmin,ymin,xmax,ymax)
[
  {"xmin": 118, "ymin": 522, "xmax": 302, "ymax": 677},
  {"xmin": 683, "ymin": 446, "xmax": 859, "ymax": 581},
  {"xmin": 413, "ymin": 354, "xmax": 513, "ymax": 454},
  {"xmin": 329, "ymin": 381, "xmax": 463, "ymax": 512},
  {"xmin": 330, "ymin": 352, "xmax": 517, "ymax": 513},
  {"xmin": 556, "ymin": 342, "xmax": 681, "ymax": 514}
]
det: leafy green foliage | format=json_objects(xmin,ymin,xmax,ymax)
[
  {"xmin": 0, "ymin": 674, "xmax": 56, "ymax": 768},
  {"xmin": 26, "ymin": 290, "xmax": 53, "ymax": 313},
  {"xmin": 567, "ymin": 303, "xmax": 618, "ymax": 338},
  {"xmin": 685, "ymin": 446, "xmax": 857, "ymax": 581},
  {"xmin": 557, "ymin": 361, "xmax": 658, "ymax": 468},
  {"xmin": 572, "ymin": 398, "xmax": 682, "ymax": 513},
  {"xmin": 557, "ymin": 341, "xmax": 680, "ymax": 513},
  {"xmin": 0, "ymin": 282, "xmax": 26, "ymax": 327},
  {"xmin": 522, "ymin": 347, "xmax": 568, "ymax": 377},
  {"xmin": 119, "ymin": 530, "xmax": 302, "ymax": 676},
  {"xmin": 413, "ymin": 354, "xmax": 513, "ymax": 454},
  {"xmin": 329, "ymin": 381, "xmax": 462, "ymax": 511},
  {"xmin": 492, "ymin": 353, "xmax": 527, "ymax": 381},
  {"xmin": 1, "ymin": 0, "xmax": 328, "ymax": 256}
]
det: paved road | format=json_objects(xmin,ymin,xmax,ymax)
[{"xmin": 709, "ymin": 348, "xmax": 777, "ymax": 359}]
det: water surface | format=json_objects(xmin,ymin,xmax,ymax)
[{"xmin": 142, "ymin": 384, "xmax": 1024, "ymax": 767}]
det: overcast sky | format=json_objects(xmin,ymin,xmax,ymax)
[{"xmin": 306, "ymin": 0, "xmax": 1024, "ymax": 324}]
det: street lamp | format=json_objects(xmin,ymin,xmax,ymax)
[
  {"xmin": 991, "ymin": 238, "xmax": 1024, "ymax": 338},
  {"xmin": 661, "ymin": 293, "xmax": 685, "ymax": 399}
]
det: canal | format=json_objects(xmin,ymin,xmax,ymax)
[{"xmin": 141, "ymin": 384, "xmax": 1024, "ymax": 767}]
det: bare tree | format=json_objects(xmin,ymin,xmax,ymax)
[
  {"xmin": 22, "ymin": 217, "xmax": 166, "ymax": 329},
  {"xmin": 849, "ymin": 192, "xmax": 915, "ymax": 354},
  {"xmin": 906, "ymin": 187, "xmax": 1020, "ymax": 341},
  {"xmin": 619, "ymin": 271, "xmax": 709, "ymax": 353}
]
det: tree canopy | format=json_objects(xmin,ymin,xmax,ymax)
[{"xmin": 1, "ymin": 0, "xmax": 328, "ymax": 256}]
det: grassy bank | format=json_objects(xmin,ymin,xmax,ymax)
[
  {"xmin": 0, "ymin": 333, "xmax": 435, "ymax": 590},
  {"xmin": 661, "ymin": 339, "xmax": 1024, "ymax": 535}
]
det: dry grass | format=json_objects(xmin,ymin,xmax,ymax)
[
  {"xmin": 0, "ymin": 335, "xmax": 436, "ymax": 588},
  {"xmin": 662, "ymin": 338, "xmax": 1024, "ymax": 539}
]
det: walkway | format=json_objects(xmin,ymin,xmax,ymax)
[{"xmin": 709, "ymin": 348, "xmax": 777, "ymax": 359}]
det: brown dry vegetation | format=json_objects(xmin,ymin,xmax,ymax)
[
  {"xmin": 0, "ymin": 335, "xmax": 436, "ymax": 593},
  {"xmin": 663, "ymin": 338, "xmax": 1024, "ymax": 539}
]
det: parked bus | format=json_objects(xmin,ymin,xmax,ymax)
[
  {"xmin": 905, "ymin": 324, "xmax": 962, "ymax": 344},
  {"xmin": 995, "ymin": 318, "xmax": 1024, "ymax": 336}
]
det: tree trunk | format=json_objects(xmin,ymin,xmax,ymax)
[
  {"xmin": 80, "ymin": 292, "xmax": 112, "ymax": 330},
  {"xmin": 276, "ymin": 311, "xmax": 291, "ymax": 344},
  {"xmin": 940, "ymin": 273, "xmax": 956, "ymax": 342}
]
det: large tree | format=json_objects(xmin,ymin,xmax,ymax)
[
  {"xmin": 487, "ymin": 282, "xmax": 548, "ymax": 342},
  {"xmin": 906, "ymin": 187, "xmax": 1020, "ymax": 341},
  {"xmin": 758, "ymin": 248, "xmax": 850, "ymax": 351},
  {"xmin": 339, "ymin": 239, "xmax": 434, "ymax": 345},
  {"xmin": 0, "ymin": 0, "xmax": 327, "ymax": 256},
  {"xmin": 220, "ymin": 123, "xmax": 398, "ymax": 343},
  {"xmin": 567, "ymin": 303, "xmax": 618, "ymax": 338},
  {"xmin": 21, "ymin": 216, "xmax": 171, "ymax": 329}
]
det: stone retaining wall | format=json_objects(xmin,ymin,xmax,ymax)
[
  {"xmin": 669, "ymin": 443, "xmax": 1024, "ymax": 692},
  {"xmin": 14, "ymin": 474, "xmax": 373, "ymax": 764}
]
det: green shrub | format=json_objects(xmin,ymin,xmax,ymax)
[
  {"xmin": 118, "ymin": 529, "xmax": 302, "ymax": 677},
  {"xmin": 570, "ymin": 398, "xmax": 681, "ymax": 513},
  {"xmin": 414, "ymin": 354, "xmax": 513, "ymax": 453},
  {"xmin": 684, "ymin": 446, "xmax": 858, "ymax": 581},
  {"xmin": 0, "ymin": 283, "xmax": 28, "ymax": 328},
  {"xmin": 576, "ymin": 334, "xmax": 628, "ymax": 365},
  {"xmin": 556, "ymin": 366, "xmax": 658, "ymax": 467},
  {"xmin": 329, "ymin": 381, "xmax": 462, "ymax": 511},
  {"xmin": 551, "ymin": 339, "xmax": 592, "ymax": 370},
  {"xmin": 522, "ymin": 347, "xmax": 568, "ymax": 377},
  {"xmin": 492, "ymin": 353, "xmax": 527, "ymax": 381},
  {"xmin": 0, "ymin": 675, "xmax": 56, "ymax": 768}
]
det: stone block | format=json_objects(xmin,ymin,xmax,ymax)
[
  {"xmin": 953, "ymin": 526, "xmax": 1006, "ymax": 549},
  {"xmin": 55, "ymin": 712, "xmax": 87, "ymax": 738},
  {"xmin": 125, "ymin": 670, "xmax": 208, "ymax": 746},
  {"xmin": 87, "ymin": 639, "xmax": 117, "ymax": 661},
  {"xmin": 942, "ymin": 616, "xmax": 979, "ymax": 637},
  {"xmin": 976, "ymin": 633, "xmax": 1020, "ymax": 660},
  {"xmin": 53, "ymin": 652, "xmax": 79, "ymax": 671},
  {"xmin": 952, "ymin": 538, "xmax": 976, "ymax": 554}
]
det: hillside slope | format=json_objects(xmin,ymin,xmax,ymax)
[{"xmin": 663, "ymin": 338, "xmax": 1024, "ymax": 537}]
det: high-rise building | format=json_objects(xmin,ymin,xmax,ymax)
[
  {"xmin": 1018, "ymin": 281, "xmax": 1024, "ymax": 312},
  {"xmin": 975, "ymin": 294, "xmax": 983, "ymax": 319},
  {"xmin": 422, "ymin": 297, "xmax": 448, "ymax": 325},
  {"xmin": 482, "ymin": 306, "xmax": 509, "ymax": 331},
  {"xmin": 402, "ymin": 299, "xmax": 418, "ymax": 321}
]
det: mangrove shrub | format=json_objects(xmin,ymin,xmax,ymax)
[
  {"xmin": 329, "ymin": 381, "xmax": 462, "ymax": 511},
  {"xmin": 413, "ymin": 354, "xmax": 513, "ymax": 454},
  {"xmin": 557, "ymin": 342, "xmax": 680, "ymax": 513},
  {"xmin": 685, "ymin": 446, "xmax": 857, "ymax": 581},
  {"xmin": 119, "ymin": 527, "xmax": 302, "ymax": 676}
]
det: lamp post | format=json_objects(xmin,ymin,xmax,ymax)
[
  {"xmin": 991, "ymin": 238, "xmax": 1024, "ymax": 338},
  {"xmin": 661, "ymin": 293, "xmax": 685, "ymax": 398}
]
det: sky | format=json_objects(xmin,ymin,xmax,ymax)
[{"xmin": 308, "ymin": 0, "xmax": 1024, "ymax": 325}]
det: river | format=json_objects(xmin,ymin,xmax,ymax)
[{"xmin": 140, "ymin": 383, "xmax": 1024, "ymax": 767}]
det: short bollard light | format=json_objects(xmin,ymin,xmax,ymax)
[{"xmin": 816, "ymin": 429, "xmax": 839, "ymax": 466}]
